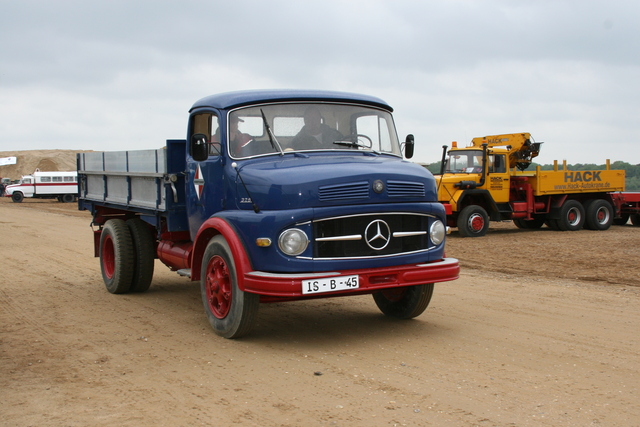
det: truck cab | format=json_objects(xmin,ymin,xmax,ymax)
[
  {"xmin": 442, "ymin": 146, "xmax": 511, "ymax": 204},
  {"xmin": 184, "ymin": 91, "xmax": 433, "ymax": 273},
  {"xmin": 435, "ymin": 133, "xmax": 540, "ymax": 236}
]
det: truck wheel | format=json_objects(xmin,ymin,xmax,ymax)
[
  {"xmin": 545, "ymin": 219, "xmax": 560, "ymax": 230},
  {"xmin": 373, "ymin": 284, "xmax": 434, "ymax": 319},
  {"xmin": 513, "ymin": 216, "xmax": 545, "ymax": 229},
  {"xmin": 127, "ymin": 218, "xmax": 155, "ymax": 292},
  {"xmin": 457, "ymin": 205, "xmax": 489, "ymax": 237},
  {"xmin": 631, "ymin": 214, "xmax": 640, "ymax": 227},
  {"xmin": 62, "ymin": 194, "xmax": 75, "ymax": 203},
  {"xmin": 584, "ymin": 199, "xmax": 613, "ymax": 230},
  {"xmin": 557, "ymin": 200, "xmax": 585, "ymax": 231},
  {"xmin": 11, "ymin": 192, "xmax": 24, "ymax": 203},
  {"xmin": 613, "ymin": 214, "xmax": 630, "ymax": 226},
  {"xmin": 100, "ymin": 219, "xmax": 135, "ymax": 294},
  {"xmin": 201, "ymin": 235, "xmax": 259, "ymax": 338}
]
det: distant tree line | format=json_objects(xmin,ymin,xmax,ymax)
[{"xmin": 421, "ymin": 161, "xmax": 640, "ymax": 191}]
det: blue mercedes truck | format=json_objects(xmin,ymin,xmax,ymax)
[{"xmin": 78, "ymin": 90, "xmax": 459, "ymax": 338}]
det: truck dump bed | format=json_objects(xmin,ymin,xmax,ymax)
[
  {"xmin": 78, "ymin": 149, "xmax": 169, "ymax": 210},
  {"xmin": 77, "ymin": 140, "xmax": 188, "ymax": 232},
  {"xmin": 518, "ymin": 166, "xmax": 626, "ymax": 196}
]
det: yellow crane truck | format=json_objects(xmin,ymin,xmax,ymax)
[{"xmin": 434, "ymin": 132, "xmax": 640, "ymax": 237}]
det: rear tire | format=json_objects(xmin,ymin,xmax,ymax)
[
  {"xmin": 201, "ymin": 236, "xmax": 259, "ymax": 338},
  {"xmin": 100, "ymin": 219, "xmax": 134, "ymax": 294},
  {"xmin": 11, "ymin": 192, "xmax": 24, "ymax": 203},
  {"xmin": 584, "ymin": 199, "xmax": 613, "ymax": 230},
  {"xmin": 613, "ymin": 214, "xmax": 630, "ymax": 226},
  {"xmin": 631, "ymin": 214, "xmax": 640, "ymax": 227},
  {"xmin": 127, "ymin": 218, "xmax": 155, "ymax": 292},
  {"xmin": 513, "ymin": 216, "xmax": 545, "ymax": 229},
  {"xmin": 62, "ymin": 194, "xmax": 75, "ymax": 203},
  {"xmin": 373, "ymin": 284, "xmax": 434, "ymax": 319},
  {"xmin": 545, "ymin": 219, "xmax": 560, "ymax": 230},
  {"xmin": 457, "ymin": 205, "xmax": 489, "ymax": 237},
  {"xmin": 557, "ymin": 200, "xmax": 585, "ymax": 231}
]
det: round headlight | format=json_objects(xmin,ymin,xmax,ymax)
[
  {"xmin": 429, "ymin": 220, "xmax": 446, "ymax": 246},
  {"xmin": 278, "ymin": 228, "xmax": 309, "ymax": 256}
]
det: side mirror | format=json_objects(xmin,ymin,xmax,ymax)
[
  {"xmin": 190, "ymin": 133, "xmax": 209, "ymax": 162},
  {"xmin": 404, "ymin": 134, "xmax": 414, "ymax": 159}
]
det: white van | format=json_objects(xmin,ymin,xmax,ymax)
[{"xmin": 5, "ymin": 171, "xmax": 78, "ymax": 203}]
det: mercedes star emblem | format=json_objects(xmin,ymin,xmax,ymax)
[{"xmin": 365, "ymin": 219, "xmax": 391, "ymax": 250}]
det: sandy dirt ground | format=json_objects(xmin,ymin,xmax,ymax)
[{"xmin": 1, "ymin": 197, "xmax": 639, "ymax": 427}]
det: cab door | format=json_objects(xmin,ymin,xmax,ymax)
[
  {"xmin": 22, "ymin": 177, "xmax": 35, "ymax": 197},
  {"xmin": 487, "ymin": 154, "xmax": 510, "ymax": 203},
  {"xmin": 185, "ymin": 112, "xmax": 225, "ymax": 240}
]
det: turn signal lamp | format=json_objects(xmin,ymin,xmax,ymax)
[{"xmin": 256, "ymin": 237, "xmax": 272, "ymax": 247}]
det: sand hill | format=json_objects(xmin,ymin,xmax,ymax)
[{"xmin": 0, "ymin": 150, "xmax": 90, "ymax": 181}]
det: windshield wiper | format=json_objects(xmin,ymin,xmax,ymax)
[
  {"xmin": 260, "ymin": 109, "xmax": 284, "ymax": 156},
  {"xmin": 332, "ymin": 140, "xmax": 360, "ymax": 148},
  {"xmin": 333, "ymin": 134, "xmax": 379, "ymax": 154},
  {"xmin": 333, "ymin": 140, "xmax": 381, "ymax": 155}
]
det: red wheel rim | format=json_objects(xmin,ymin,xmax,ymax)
[
  {"xmin": 469, "ymin": 214, "xmax": 485, "ymax": 232},
  {"xmin": 567, "ymin": 207, "xmax": 581, "ymax": 225},
  {"xmin": 597, "ymin": 207, "xmax": 608, "ymax": 223},
  {"xmin": 101, "ymin": 234, "xmax": 115, "ymax": 279},
  {"xmin": 205, "ymin": 255, "xmax": 232, "ymax": 319}
]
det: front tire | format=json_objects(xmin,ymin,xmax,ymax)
[
  {"xmin": 201, "ymin": 236, "xmax": 259, "ymax": 338},
  {"xmin": 373, "ymin": 284, "xmax": 434, "ymax": 319},
  {"xmin": 100, "ymin": 219, "xmax": 134, "ymax": 294},
  {"xmin": 457, "ymin": 205, "xmax": 489, "ymax": 237},
  {"xmin": 11, "ymin": 192, "xmax": 24, "ymax": 203},
  {"xmin": 62, "ymin": 194, "xmax": 75, "ymax": 203}
]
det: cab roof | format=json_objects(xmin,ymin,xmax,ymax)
[{"xmin": 190, "ymin": 89, "xmax": 392, "ymax": 112}]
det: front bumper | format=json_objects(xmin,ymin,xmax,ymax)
[{"xmin": 243, "ymin": 257, "xmax": 459, "ymax": 299}]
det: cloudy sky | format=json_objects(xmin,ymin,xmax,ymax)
[{"xmin": 1, "ymin": 0, "xmax": 638, "ymax": 165}]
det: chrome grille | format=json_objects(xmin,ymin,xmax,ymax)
[{"xmin": 313, "ymin": 213, "xmax": 432, "ymax": 259}]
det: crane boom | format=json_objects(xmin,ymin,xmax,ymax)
[{"xmin": 470, "ymin": 132, "xmax": 541, "ymax": 171}]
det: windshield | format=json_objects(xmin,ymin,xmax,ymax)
[
  {"xmin": 227, "ymin": 102, "xmax": 401, "ymax": 159},
  {"xmin": 445, "ymin": 150, "xmax": 484, "ymax": 174}
]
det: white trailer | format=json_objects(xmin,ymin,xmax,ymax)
[{"xmin": 4, "ymin": 171, "xmax": 78, "ymax": 203}]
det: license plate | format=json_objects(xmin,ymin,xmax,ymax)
[{"xmin": 302, "ymin": 275, "xmax": 359, "ymax": 295}]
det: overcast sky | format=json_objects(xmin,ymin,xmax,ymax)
[{"xmin": 1, "ymin": 0, "xmax": 639, "ymax": 165}]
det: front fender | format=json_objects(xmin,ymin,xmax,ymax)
[
  {"xmin": 191, "ymin": 217, "xmax": 253, "ymax": 291},
  {"xmin": 457, "ymin": 189, "xmax": 498, "ymax": 216}
]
